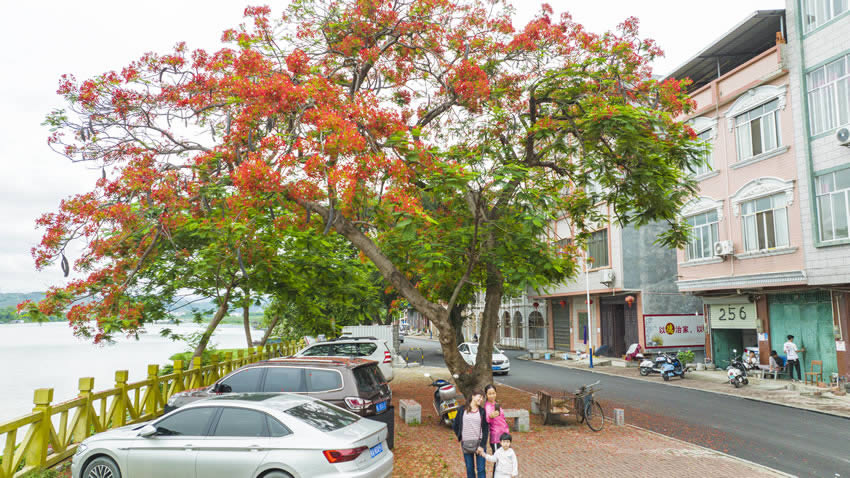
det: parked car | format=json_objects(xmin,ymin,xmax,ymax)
[
  {"xmin": 72, "ymin": 393, "xmax": 392, "ymax": 478},
  {"xmin": 293, "ymin": 336, "xmax": 395, "ymax": 381},
  {"xmin": 457, "ymin": 342, "xmax": 510, "ymax": 375},
  {"xmin": 165, "ymin": 357, "xmax": 395, "ymax": 448}
]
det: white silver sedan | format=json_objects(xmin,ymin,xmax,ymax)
[
  {"xmin": 71, "ymin": 393, "xmax": 392, "ymax": 478},
  {"xmin": 458, "ymin": 342, "xmax": 510, "ymax": 375}
]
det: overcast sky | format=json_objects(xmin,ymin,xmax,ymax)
[{"xmin": 0, "ymin": 0, "xmax": 785, "ymax": 293}]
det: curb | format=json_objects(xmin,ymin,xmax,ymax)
[
  {"xmin": 517, "ymin": 356, "xmax": 850, "ymax": 420},
  {"xmin": 627, "ymin": 424, "xmax": 796, "ymax": 478},
  {"xmin": 494, "ymin": 377, "xmax": 793, "ymax": 477}
]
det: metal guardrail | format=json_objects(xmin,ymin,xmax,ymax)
[{"xmin": 0, "ymin": 340, "xmax": 303, "ymax": 478}]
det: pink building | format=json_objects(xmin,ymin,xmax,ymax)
[{"xmin": 670, "ymin": 12, "xmax": 806, "ymax": 366}]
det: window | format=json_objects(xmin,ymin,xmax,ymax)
[
  {"xmin": 554, "ymin": 237, "xmax": 572, "ymax": 257},
  {"xmin": 333, "ymin": 343, "xmax": 377, "ymax": 357},
  {"xmin": 284, "ymin": 401, "xmax": 359, "ymax": 432},
  {"xmin": 263, "ymin": 367, "xmax": 306, "ymax": 393},
  {"xmin": 586, "ymin": 229, "xmax": 609, "ymax": 268},
  {"xmin": 803, "ymin": 0, "xmax": 849, "ymax": 33},
  {"xmin": 735, "ymin": 99, "xmax": 781, "ymax": 161},
  {"xmin": 301, "ymin": 344, "xmax": 334, "ymax": 356},
  {"xmin": 686, "ymin": 210, "xmax": 719, "ymax": 260},
  {"xmin": 220, "ymin": 368, "xmax": 264, "ymax": 393},
  {"xmin": 267, "ymin": 416, "xmax": 291, "ymax": 437},
  {"xmin": 693, "ymin": 129, "xmax": 714, "ymax": 175},
  {"xmin": 155, "ymin": 407, "xmax": 217, "ymax": 436},
  {"xmin": 307, "ymin": 369, "xmax": 343, "ymax": 392},
  {"xmin": 352, "ymin": 364, "xmax": 386, "ymax": 394},
  {"xmin": 807, "ymin": 53, "xmax": 850, "ymax": 135},
  {"xmin": 816, "ymin": 169, "xmax": 850, "ymax": 241},
  {"xmin": 212, "ymin": 408, "xmax": 268, "ymax": 437},
  {"xmin": 741, "ymin": 193, "xmax": 790, "ymax": 251}
]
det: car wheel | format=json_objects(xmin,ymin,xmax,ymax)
[
  {"xmin": 83, "ymin": 456, "xmax": 121, "ymax": 478},
  {"xmin": 262, "ymin": 471, "xmax": 293, "ymax": 478}
]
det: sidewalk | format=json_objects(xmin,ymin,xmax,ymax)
[
  {"xmin": 390, "ymin": 367, "xmax": 787, "ymax": 477},
  {"xmin": 521, "ymin": 355, "xmax": 850, "ymax": 418}
]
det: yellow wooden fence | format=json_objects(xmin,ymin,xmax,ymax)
[{"xmin": 0, "ymin": 340, "xmax": 302, "ymax": 478}]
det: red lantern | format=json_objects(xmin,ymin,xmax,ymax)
[
  {"xmin": 559, "ymin": 300, "xmax": 567, "ymax": 308},
  {"xmin": 585, "ymin": 299, "xmax": 593, "ymax": 304},
  {"xmin": 533, "ymin": 302, "xmax": 539, "ymax": 310},
  {"xmin": 625, "ymin": 295, "xmax": 635, "ymax": 309}
]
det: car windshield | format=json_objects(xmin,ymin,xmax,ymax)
[
  {"xmin": 468, "ymin": 345, "xmax": 502, "ymax": 355},
  {"xmin": 283, "ymin": 401, "xmax": 359, "ymax": 432}
]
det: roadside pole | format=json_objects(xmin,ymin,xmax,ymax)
[{"xmin": 586, "ymin": 259, "xmax": 594, "ymax": 369}]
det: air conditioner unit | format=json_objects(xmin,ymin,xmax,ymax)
[
  {"xmin": 713, "ymin": 240, "xmax": 734, "ymax": 257},
  {"xmin": 599, "ymin": 269, "xmax": 615, "ymax": 285},
  {"xmin": 837, "ymin": 127, "xmax": 850, "ymax": 146}
]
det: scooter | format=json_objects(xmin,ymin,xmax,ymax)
[
  {"xmin": 639, "ymin": 352, "xmax": 686, "ymax": 381},
  {"xmin": 424, "ymin": 373, "xmax": 463, "ymax": 426},
  {"xmin": 727, "ymin": 349, "xmax": 751, "ymax": 388}
]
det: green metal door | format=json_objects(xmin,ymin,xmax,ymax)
[
  {"xmin": 712, "ymin": 329, "xmax": 743, "ymax": 368},
  {"xmin": 768, "ymin": 292, "xmax": 837, "ymax": 377}
]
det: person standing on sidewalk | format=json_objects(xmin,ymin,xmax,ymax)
[
  {"xmin": 478, "ymin": 433, "xmax": 519, "ymax": 478},
  {"xmin": 453, "ymin": 389, "xmax": 489, "ymax": 478},
  {"xmin": 784, "ymin": 335, "xmax": 805, "ymax": 382},
  {"xmin": 483, "ymin": 385, "xmax": 509, "ymax": 455}
]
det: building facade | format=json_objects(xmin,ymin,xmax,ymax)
[{"xmin": 785, "ymin": 0, "xmax": 850, "ymax": 379}]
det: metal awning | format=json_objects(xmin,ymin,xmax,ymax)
[{"xmin": 664, "ymin": 10, "xmax": 785, "ymax": 91}]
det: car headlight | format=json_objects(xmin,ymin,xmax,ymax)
[{"xmin": 75, "ymin": 443, "xmax": 88, "ymax": 456}]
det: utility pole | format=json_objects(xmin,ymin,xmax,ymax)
[{"xmin": 586, "ymin": 258, "xmax": 594, "ymax": 369}]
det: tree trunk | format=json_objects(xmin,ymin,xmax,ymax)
[
  {"xmin": 192, "ymin": 285, "xmax": 233, "ymax": 359},
  {"xmin": 243, "ymin": 300, "xmax": 253, "ymax": 347},
  {"xmin": 259, "ymin": 314, "xmax": 282, "ymax": 347},
  {"xmin": 449, "ymin": 304, "xmax": 466, "ymax": 348}
]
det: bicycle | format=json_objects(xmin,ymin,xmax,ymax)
[{"xmin": 539, "ymin": 380, "xmax": 605, "ymax": 432}]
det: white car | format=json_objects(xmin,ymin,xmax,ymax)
[
  {"xmin": 458, "ymin": 342, "xmax": 510, "ymax": 375},
  {"xmin": 72, "ymin": 393, "xmax": 392, "ymax": 478},
  {"xmin": 293, "ymin": 337, "xmax": 394, "ymax": 381}
]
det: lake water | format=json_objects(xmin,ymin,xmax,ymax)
[{"xmin": 0, "ymin": 321, "xmax": 258, "ymax": 422}]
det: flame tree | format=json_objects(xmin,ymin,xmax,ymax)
[{"xmin": 26, "ymin": 0, "xmax": 702, "ymax": 393}]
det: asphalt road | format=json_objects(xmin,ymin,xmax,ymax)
[{"xmin": 400, "ymin": 337, "xmax": 850, "ymax": 478}]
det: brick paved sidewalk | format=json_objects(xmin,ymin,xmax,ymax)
[
  {"xmin": 524, "ymin": 356, "xmax": 850, "ymax": 418},
  {"xmin": 391, "ymin": 367, "xmax": 786, "ymax": 477}
]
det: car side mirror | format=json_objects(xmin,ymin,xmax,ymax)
[
  {"xmin": 138, "ymin": 424, "xmax": 157, "ymax": 438},
  {"xmin": 213, "ymin": 383, "xmax": 232, "ymax": 393}
]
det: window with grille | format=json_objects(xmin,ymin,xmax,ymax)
[
  {"xmin": 741, "ymin": 193, "xmax": 790, "ymax": 251},
  {"xmin": 807, "ymin": 53, "xmax": 850, "ymax": 135},
  {"xmin": 586, "ymin": 229, "xmax": 609, "ymax": 268},
  {"xmin": 693, "ymin": 129, "xmax": 714, "ymax": 176},
  {"xmin": 816, "ymin": 168, "xmax": 850, "ymax": 241},
  {"xmin": 686, "ymin": 210, "xmax": 719, "ymax": 260},
  {"xmin": 735, "ymin": 99, "xmax": 781, "ymax": 161},
  {"xmin": 802, "ymin": 0, "xmax": 849, "ymax": 33}
]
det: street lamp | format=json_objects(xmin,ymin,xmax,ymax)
[{"xmin": 585, "ymin": 257, "xmax": 594, "ymax": 369}]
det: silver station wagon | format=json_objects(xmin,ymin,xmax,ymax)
[{"xmin": 71, "ymin": 393, "xmax": 393, "ymax": 478}]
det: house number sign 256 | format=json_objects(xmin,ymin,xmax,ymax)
[{"xmin": 708, "ymin": 303, "xmax": 757, "ymax": 329}]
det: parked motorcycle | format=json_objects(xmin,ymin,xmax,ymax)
[
  {"xmin": 639, "ymin": 352, "xmax": 686, "ymax": 381},
  {"xmin": 726, "ymin": 349, "xmax": 752, "ymax": 388},
  {"xmin": 424, "ymin": 373, "xmax": 463, "ymax": 426}
]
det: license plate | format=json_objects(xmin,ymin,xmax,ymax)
[
  {"xmin": 492, "ymin": 366, "xmax": 500, "ymax": 370},
  {"xmin": 447, "ymin": 410, "xmax": 457, "ymax": 420},
  {"xmin": 375, "ymin": 400, "xmax": 387, "ymax": 412},
  {"xmin": 370, "ymin": 442, "xmax": 383, "ymax": 458}
]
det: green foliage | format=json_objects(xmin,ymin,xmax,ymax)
[{"xmin": 677, "ymin": 350, "xmax": 695, "ymax": 364}]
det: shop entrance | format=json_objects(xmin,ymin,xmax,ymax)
[
  {"xmin": 768, "ymin": 292, "xmax": 837, "ymax": 377},
  {"xmin": 552, "ymin": 301, "xmax": 571, "ymax": 351},
  {"xmin": 600, "ymin": 303, "xmax": 626, "ymax": 357}
]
